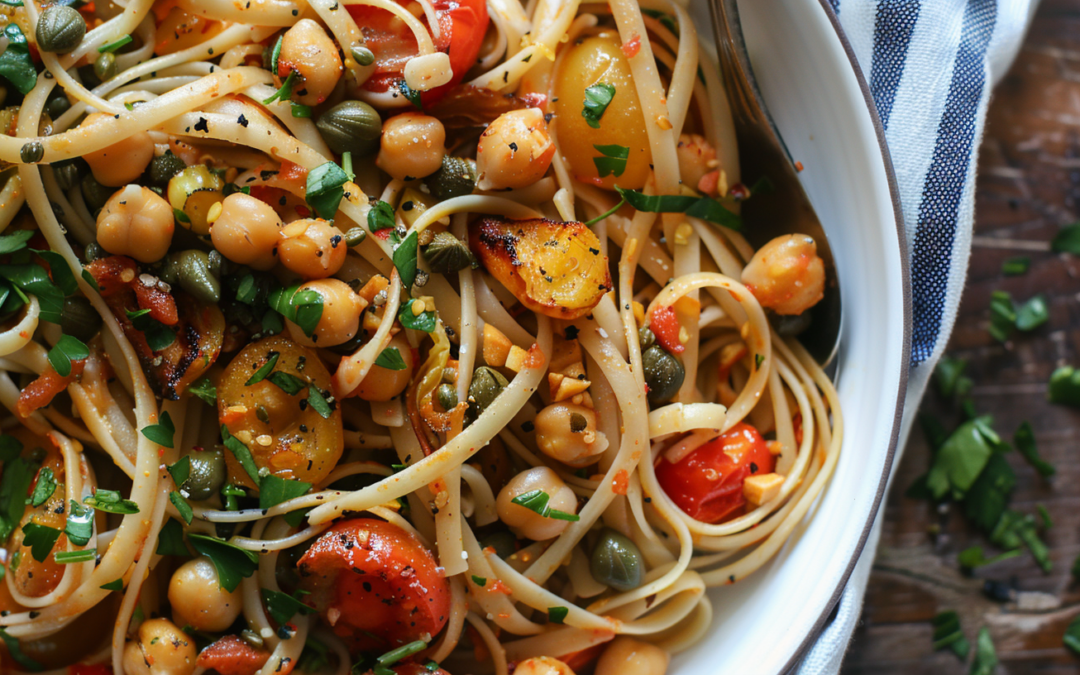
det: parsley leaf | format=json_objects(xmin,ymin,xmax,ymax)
[
  {"xmin": 47, "ymin": 334, "xmax": 89, "ymax": 377},
  {"xmin": 0, "ymin": 626, "xmax": 44, "ymax": 671},
  {"xmin": 267, "ymin": 371, "xmax": 307, "ymax": 395},
  {"xmin": 988, "ymin": 290, "xmax": 1016, "ymax": 341},
  {"xmin": 368, "ymin": 200, "xmax": 395, "ymax": 231},
  {"xmin": 26, "ymin": 467, "xmax": 56, "ymax": 507},
  {"xmin": 582, "ymin": 83, "xmax": 615, "ymax": 129},
  {"xmin": 156, "ymin": 518, "xmax": 188, "ymax": 556},
  {"xmin": 259, "ymin": 474, "xmax": 311, "ymax": 510},
  {"xmin": 141, "ymin": 411, "xmax": 176, "ymax": 448},
  {"xmin": 931, "ymin": 611, "xmax": 970, "ymax": 659},
  {"xmin": 1065, "ymin": 614, "xmax": 1080, "ymax": 655},
  {"xmin": 31, "ymin": 250, "xmax": 77, "ymax": 296},
  {"xmin": 1048, "ymin": 365, "xmax": 1080, "ymax": 407},
  {"xmin": 0, "ymin": 24, "xmax": 37, "ymax": 95},
  {"xmin": 1051, "ymin": 222, "xmax": 1080, "ymax": 254},
  {"xmin": 375, "ymin": 347, "xmax": 408, "ymax": 371},
  {"xmin": 547, "ymin": 606, "xmax": 569, "ymax": 624},
  {"xmin": 0, "ymin": 229, "xmax": 33, "ymax": 255},
  {"xmin": 471, "ymin": 575, "xmax": 486, "ymax": 586},
  {"xmin": 126, "ymin": 308, "xmax": 176, "ymax": 351},
  {"xmin": 188, "ymin": 533, "xmax": 259, "ymax": 593},
  {"xmin": 261, "ymin": 588, "xmax": 316, "ymax": 625},
  {"xmin": 65, "ymin": 499, "xmax": 93, "ymax": 546},
  {"xmin": 84, "ymin": 489, "xmax": 139, "ymax": 514},
  {"xmin": 170, "ymin": 491, "xmax": 193, "ymax": 525},
  {"xmin": 262, "ymin": 70, "xmax": 298, "ymax": 105},
  {"xmin": 0, "ymin": 452, "xmax": 36, "ymax": 540},
  {"xmin": 593, "ymin": 144, "xmax": 629, "ymax": 178},
  {"xmin": 245, "ymin": 351, "xmax": 280, "ymax": 385},
  {"xmin": 0, "ymin": 263, "xmax": 64, "ymax": 323},
  {"xmin": 615, "ymin": 186, "xmax": 742, "ymax": 232},
  {"xmin": 926, "ymin": 417, "xmax": 997, "ymax": 501},
  {"xmin": 307, "ymin": 386, "xmax": 333, "ymax": 419},
  {"xmin": 1013, "ymin": 421, "xmax": 1054, "ymax": 477},
  {"xmin": 510, "ymin": 489, "xmax": 580, "ymax": 521},
  {"xmin": 22, "ymin": 522, "xmax": 62, "ymax": 562},
  {"xmin": 961, "ymin": 452, "xmax": 1015, "ymax": 533},
  {"xmin": 167, "ymin": 456, "xmax": 191, "ymax": 488},
  {"xmin": 398, "ymin": 299, "xmax": 436, "ymax": 332},
  {"xmin": 393, "ymin": 230, "xmax": 419, "ymax": 288},
  {"xmin": 187, "ymin": 377, "xmax": 217, "ymax": 405},
  {"xmin": 957, "ymin": 546, "xmax": 1021, "ymax": 570},
  {"xmin": 970, "ymin": 627, "xmax": 997, "ymax": 675},
  {"xmin": 934, "ymin": 357, "xmax": 972, "ymax": 400},
  {"xmin": 306, "ymin": 161, "xmax": 350, "ymax": 220},
  {"xmin": 221, "ymin": 425, "xmax": 261, "ymax": 486},
  {"xmin": 269, "ymin": 284, "xmax": 323, "ymax": 338},
  {"xmin": 1002, "ymin": 256, "xmax": 1030, "ymax": 276},
  {"xmin": 1015, "ymin": 293, "xmax": 1049, "ymax": 331}
]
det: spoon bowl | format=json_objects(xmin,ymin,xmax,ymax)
[{"xmin": 709, "ymin": 0, "xmax": 843, "ymax": 367}]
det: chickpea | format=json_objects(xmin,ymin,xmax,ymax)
[
  {"xmin": 354, "ymin": 332, "xmax": 413, "ymax": 401},
  {"xmin": 167, "ymin": 556, "xmax": 242, "ymax": 631},
  {"xmin": 278, "ymin": 218, "xmax": 347, "ymax": 279},
  {"xmin": 514, "ymin": 657, "xmax": 577, "ymax": 675},
  {"xmin": 286, "ymin": 278, "xmax": 365, "ymax": 347},
  {"xmin": 534, "ymin": 402, "xmax": 608, "ymax": 467},
  {"xmin": 376, "ymin": 112, "xmax": 446, "ymax": 181},
  {"xmin": 676, "ymin": 134, "xmax": 723, "ymax": 196},
  {"xmin": 121, "ymin": 618, "xmax": 197, "ymax": 675},
  {"xmin": 496, "ymin": 467, "xmax": 577, "ymax": 541},
  {"xmin": 476, "ymin": 108, "xmax": 555, "ymax": 191},
  {"xmin": 96, "ymin": 185, "xmax": 174, "ymax": 263},
  {"xmin": 81, "ymin": 113, "xmax": 154, "ymax": 187},
  {"xmin": 209, "ymin": 193, "xmax": 284, "ymax": 270},
  {"xmin": 741, "ymin": 234, "xmax": 826, "ymax": 316},
  {"xmin": 595, "ymin": 638, "xmax": 670, "ymax": 675},
  {"xmin": 278, "ymin": 19, "xmax": 343, "ymax": 106}
]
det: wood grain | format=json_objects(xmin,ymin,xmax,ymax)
[{"xmin": 841, "ymin": 1, "xmax": 1080, "ymax": 672}]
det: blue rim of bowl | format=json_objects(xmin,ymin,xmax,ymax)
[{"xmin": 779, "ymin": 2, "xmax": 913, "ymax": 672}]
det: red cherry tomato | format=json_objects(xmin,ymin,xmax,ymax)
[
  {"xmin": 655, "ymin": 423, "xmax": 775, "ymax": 523},
  {"xmin": 347, "ymin": 0, "xmax": 488, "ymax": 106},
  {"xmin": 647, "ymin": 305, "xmax": 684, "ymax": 354},
  {"xmin": 298, "ymin": 518, "xmax": 450, "ymax": 653}
]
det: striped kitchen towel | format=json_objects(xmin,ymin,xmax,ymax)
[{"xmin": 798, "ymin": 0, "xmax": 1040, "ymax": 672}]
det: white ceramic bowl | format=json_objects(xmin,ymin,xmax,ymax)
[{"xmin": 677, "ymin": 0, "xmax": 910, "ymax": 671}]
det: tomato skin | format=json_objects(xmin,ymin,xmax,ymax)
[
  {"xmin": 648, "ymin": 305, "xmax": 684, "ymax": 355},
  {"xmin": 298, "ymin": 518, "xmax": 450, "ymax": 653},
  {"xmin": 347, "ymin": 0, "xmax": 488, "ymax": 105},
  {"xmin": 655, "ymin": 423, "xmax": 775, "ymax": 523}
]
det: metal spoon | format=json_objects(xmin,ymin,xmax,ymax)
[{"xmin": 707, "ymin": 0, "xmax": 842, "ymax": 367}]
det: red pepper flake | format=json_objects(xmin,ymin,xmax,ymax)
[
  {"xmin": 794, "ymin": 160, "xmax": 804, "ymax": 172},
  {"xmin": 487, "ymin": 579, "xmax": 512, "ymax": 595},
  {"xmin": 612, "ymin": 469, "xmax": 629, "ymax": 495},
  {"xmin": 648, "ymin": 305, "xmax": 684, "ymax": 354},
  {"xmin": 622, "ymin": 33, "xmax": 641, "ymax": 58},
  {"xmin": 294, "ymin": 204, "xmax": 311, "ymax": 219}
]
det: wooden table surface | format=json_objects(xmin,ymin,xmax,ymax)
[{"xmin": 840, "ymin": 1, "xmax": 1080, "ymax": 672}]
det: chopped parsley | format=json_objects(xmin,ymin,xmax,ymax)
[
  {"xmin": 188, "ymin": 533, "xmax": 259, "ymax": 593},
  {"xmin": 582, "ymin": 83, "xmax": 615, "ymax": 129},
  {"xmin": 930, "ymin": 610, "xmax": 969, "ymax": 659},
  {"xmin": 261, "ymin": 588, "xmax": 315, "ymax": 625},
  {"xmin": 141, "ymin": 411, "xmax": 176, "ymax": 448},
  {"xmin": 592, "ymin": 144, "xmax": 629, "ymax": 178},
  {"xmin": 510, "ymin": 489, "xmax": 579, "ymax": 521},
  {"xmin": 374, "ymin": 347, "xmax": 408, "ymax": 371},
  {"xmin": 26, "ymin": 467, "xmax": 56, "ymax": 507},
  {"xmin": 21, "ymin": 522, "xmax": 62, "ymax": 562},
  {"xmin": 398, "ymin": 299, "xmax": 436, "ymax": 332}
]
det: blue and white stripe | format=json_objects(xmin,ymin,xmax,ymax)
[{"xmin": 799, "ymin": 0, "xmax": 1037, "ymax": 672}]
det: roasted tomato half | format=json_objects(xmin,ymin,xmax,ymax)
[
  {"xmin": 298, "ymin": 518, "xmax": 450, "ymax": 653},
  {"xmin": 470, "ymin": 217, "xmax": 612, "ymax": 320},
  {"xmin": 655, "ymin": 423, "xmax": 775, "ymax": 523}
]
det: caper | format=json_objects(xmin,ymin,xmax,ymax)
[
  {"xmin": 44, "ymin": 91, "xmax": 71, "ymax": 119},
  {"xmin": 53, "ymin": 159, "xmax": 85, "ymax": 192},
  {"xmin": 351, "ymin": 45, "xmax": 375, "ymax": 66},
  {"xmin": 36, "ymin": 5, "xmax": 86, "ymax": 54},
  {"xmin": 93, "ymin": 52, "xmax": 116, "ymax": 82},
  {"xmin": 316, "ymin": 101, "xmax": 381, "ymax": 156},
  {"xmin": 207, "ymin": 249, "xmax": 224, "ymax": 277},
  {"xmin": 436, "ymin": 383, "xmax": 458, "ymax": 411},
  {"xmin": 19, "ymin": 142, "xmax": 43, "ymax": 164},
  {"xmin": 83, "ymin": 241, "xmax": 105, "ymax": 262},
  {"xmin": 478, "ymin": 530, "xmax": 517, "ymax": 559},
  {"xmin": 468, "ymin": 366, "xmax": 508, "ymax": 418},
  {"xmin": 80, "ymin": 173, "xmax": 113, "ymax": 211},
  {"xmin": 149, "ymin": 151, "xmax": 187, "ymax": 188},
  {"xmin": 426, "ymin": 156, "xmax": 477, "ymax": 201},
  {"xmin": 642, "ymin": 345, "xmax": 684, "ymax": 405},
  {"xmin": 59, "ymin": 296, "xmax": 102, "ymax": 342},
  {"xmin": 422, "ymin": 232, "xmax": 473, "ymax": 275},
  {"xmin": 589, "ymin": 528, "xmax": 644, "ymax": 592},
  {"xmin": 181, "ymin": 447, "xmax": 226, "ymax": 501},
  {"xmin": 638, "ymin": 326, "xmax": 656, "ymax": 349},
  {"xmin": 344, "ymin": 227, "xmax": 367, "ymax": 247},
  {"xmin": 172, "ymin": 250, "xmax": 220, "ymax": 303}
]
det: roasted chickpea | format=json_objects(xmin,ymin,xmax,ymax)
[
  {"xmin": 121, "ymin": 618, "xmax": 197, "ymax": 675},
  {"xmin": 741, "ymin": 234, "xmax": 826, "ymax": 316},
  {"xmin": 278, "ymin": 218, "xmax": 347, "ymax": 279},
  {"xmin": 286, "ymin": 278, "xmax": 365, "ymax": 347},
  {"xmin": 354, "ymin": 333, "xmax": 413, "ymax": 401},
  {"xmin": 376, "ymin": 112, "xmax": 446, "ymax": 181},
  {"xmin": 534, "ymin": 402, "xmax": 608, "ymax": 467},
  {"xmin": 277, "ymin": 19, "xmax": 343, "ymax": 106},
  {"xmin": 514, "ymin": 657, "xmax": 577, "ymax": 675},
  {"xmin": 209, "ymin": 193, "xmax": 284, "ymax": 270},
  {"xmin": 595, "ymin": 638, "xmax": 670, "ymax": 675},
  {"xmin": 96, "ymin": 185, "xmax": 174, "ymax": 263},
  {"xmin": 476, "ymin": 108, "xmax": 555, "ymax": 191},
  {"xmin": 168, "ymin": 557, "xmax": 242, "ymax": 631},
  {"xmin": 496, "ymin": 467, "xmax": 577, "ymax": 541},
  {"xmin": 81, "ymin": 113, "xmax": 154, "ymax": 187}
]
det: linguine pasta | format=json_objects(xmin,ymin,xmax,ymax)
[{"xmin": 0, "ymin": 1, "xmax": 841, "ymax": 674}]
